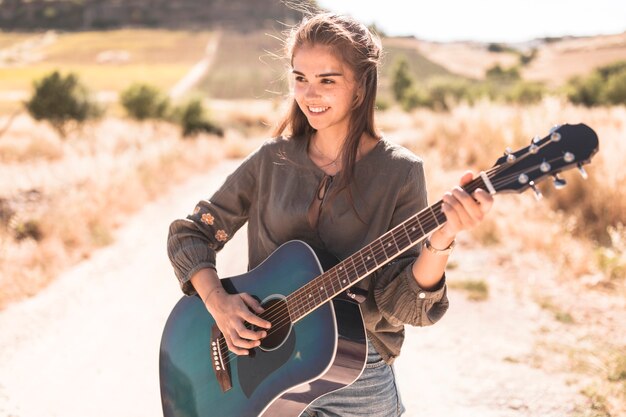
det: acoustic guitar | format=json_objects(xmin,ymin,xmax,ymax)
[{"xmin": 159, "ymin": 123, "xmax": 598, "ymax": 417}]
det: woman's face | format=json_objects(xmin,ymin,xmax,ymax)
[{"xmin": 292, "ymin": 44, "xmax": 358, "ymax": 138}]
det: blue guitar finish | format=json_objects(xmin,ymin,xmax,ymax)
[
  {"xmin": 160, "ymin": 122, "xmax": 600, "ymax": 417},
  {"xmin": 159, "ymin": 241, "xmax": 367, "ymax": 417}
]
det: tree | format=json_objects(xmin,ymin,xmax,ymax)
[
  {"xmin": 25, "ymin": 71, "xmax": 102, "ymax": 137},
  {"xmin": 391, "ymin": 56, "xmax": 414, "ymax": 102},
  {"xmin": 120, "ymin": 83, "xmax": 170, "ymax": 121}
]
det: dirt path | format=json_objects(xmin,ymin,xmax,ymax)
[
  {"xmin": 169, "ymin": 31, "xmax": 222, "ymax": 100},
  {"xmin": 0, "ymin": 160, "xmax": 585, "ymax": 417}
]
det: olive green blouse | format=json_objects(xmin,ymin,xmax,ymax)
[{"xmin": 167, "ymin": 136, "xmax": 449, "ymax": 364}]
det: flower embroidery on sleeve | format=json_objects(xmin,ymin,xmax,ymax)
[
  {"xmin": 215, "ymin": 230, "xmax": 228, "ymax": 242},
  {"xmin": 201, "ymin": 212, "xmax": 215, "ymax": 226}
]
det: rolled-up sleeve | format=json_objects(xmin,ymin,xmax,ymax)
[
  {"xmin": 370, "ymin": 160, "xmax": 449, "ymax": 327},
  {"xmin": 167, "ymin": 150, "xmax": 259, "ymax": 295}
]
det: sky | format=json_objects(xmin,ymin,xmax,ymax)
[{"xmin": 315, "ymin": 0, "xmax": 626, "ymax": 43}]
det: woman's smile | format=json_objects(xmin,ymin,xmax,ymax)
[{"xmin": 292, "ymin": 44, "xmax": 357, "ymax": 138}]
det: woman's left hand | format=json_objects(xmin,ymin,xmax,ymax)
[{"xmin": 436, "ymin": 171, "xmax": 494, "ymax": 241}]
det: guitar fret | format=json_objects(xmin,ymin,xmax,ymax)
[
  {"xmin": 336, "ymin": 263, "xmax": 350, "ymax": 287},
  {"xmin": 362, "ymin": 246, "xmax": 377, "ymax": 270},
  {"xmin": 380, "ymin": 233, "xmax": 397, "ymax": 259},
  {"xmin": 415, "ymin": 215, "xmax": 426, "ymax": 237},
  {"xmin": 391, "ymin": 229, "xmax": 404, "ymax": 252},
  {"xmin": 318, "ymin": 278, "xmax": 328, "ymax": 301},
  {"xmin": 405, "ymin": 218, "xmax": 421, "ymax": 242},
  {"xmin": 346, "ymin": 258, "xmax": 359, "ymax": 284},
  {"xmin": 371, "ymin": 239, "xmax": 387, "ymax": 265},
  {"xmin": 353, "ymin": 252, "xmax": 368, "ymax": 279},
  {"xmin": 398, "ymin": 224, "xmax": 412, "ymax": 248},
  {"xmin": 429, "ymin": 205, "xmax": 440, "ymax": 226},
  {"xmin": 327, "ymin": 270, "xmax": 340, "ymax": 295}
]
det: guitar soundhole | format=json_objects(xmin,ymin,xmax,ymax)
[{"xmin": 257, "ymin": 296, "xmax": 292, "ymax": 352}]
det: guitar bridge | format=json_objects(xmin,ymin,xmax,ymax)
[{"xmin": 211, "ymin": 324, "xmax": 232, "ymax": 392}]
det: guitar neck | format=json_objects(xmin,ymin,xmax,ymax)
[{"xmin": 286, "ymin": 176, "xmax": 489, "ymax": 323}]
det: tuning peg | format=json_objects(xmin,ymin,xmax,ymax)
[
  {"xmin": 577, "ymin": 164, "xmax": 588, "ymax": 179},
  {"xmin": 553, "ymin": 174, "xmax": 567, "ymax": 189},
  {"xmin": 529, "ymin": 181, "xmax": 543, "ymax": 200},
  {"xmin": 549, "ymin": 124, "xmax": 562, "ymax": 134},
  {"xmin": 504, "ymin": 147, "xmax": 516, "ymax": 162}
]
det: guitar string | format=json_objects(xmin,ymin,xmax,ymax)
[
  {"xmin": 243, "ymin": 159, "xmax": 510, "ymax": 327},
  {"xmin": 278, "ymin": 159, "xmax": 517, "ymax": 321},
  {"xmin": 215, "ymin": 155, "xmax": 568, "ymax": 365},
  {"xmin": 216, "ymin": 159, "xmax": 549, "ymax": 364},
  {"xmin": 219, "ymin": 156, "xmax": 561, "ymax": 359},
  {"xmin": 245, "ymin": 202, "xmax": 446, "ymax": 327},
  {"xmin": 216, "ymin": 208, "xmax": 446, "ymax": 366}
]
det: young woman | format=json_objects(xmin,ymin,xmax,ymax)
[{"xmin": 167, "ymin": 12, "xmax": 493, "ymax": 417}]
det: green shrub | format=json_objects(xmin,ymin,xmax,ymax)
[
  {"xmin": 426, "ymin": 78, "xmax": 478, "ymax": 110},
  {"xmin": 400, "ymin": 86, "xmax": 431, "ymax": 112},
  {"xmin": 518, "ymin": 48, "xmax": 538, "ymax": 66},
  {"xmin": 566, "ymin": 73, "xmax": 605, "ymax": 106},
  {"xmin": 485, "ymin": 64, "xmax": 521, "ymax": 82},
  {"xmin": 390, "ymin": 56, "xmax": 415, "ymax": 102},
  {"xmin": 604, "ymin": 69, "xmax": 626, "ymax": 105},
  {"xmin": 506, "ymin": 81, "xmax": 545, "ymax": 104},
  {"xmin": 565, "ymin": 60, "xmax": 626, "ymax": 106},
  {"xmin": 374, "ymin": 97, "xmax": 390, "ymax": 111},
  {"xmin": 25, "ymin": 70, "xmax": 102, "ymax": 137},
  {"xmin": 120, "ymin": 83, "xmax": 170, "ymax": 120},
  {"xmin": 174, "ymin": 98, "xmax": 223, "ymax": 138},
  {"xmin": 487, "ymin": 43, "xmax": 507, "ymax": 53}
]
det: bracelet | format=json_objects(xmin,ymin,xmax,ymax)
[
  {"xmin": 423, "ymin": 238, "xmax": 456, "ymax": 255},
  {"xmin": 202, "ymin": 286, "xmax": 222, "ymax": 305}
]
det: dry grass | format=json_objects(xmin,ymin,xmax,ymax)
[
  {"xmin": 386, "ymin": 99, "xmax": 625, "ymax": 416},
  {"xmin": 0, "ymin": 115, "xmax": 228, "ymax": 308},
  {"xmin": 0, "ymin": 98, "xmax": 274, "ymax": 308},
  {"xmin": 0, "ymin": 29, "xmax": 214, "ymax": 97},
  {"xmin": 0, "ymin": 97, "xmax": 623, "ymax": 413}
]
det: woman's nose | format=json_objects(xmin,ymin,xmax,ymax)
[{"xmin": 304, "ymin": 84, "xmax": 320, "ymax": 99}]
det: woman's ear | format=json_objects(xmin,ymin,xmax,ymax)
[{"xmin": 353, "ymin": 85, "xmax": 366, "ymax": 108}]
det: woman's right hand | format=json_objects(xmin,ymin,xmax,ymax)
[{"xmin": 205, "ymin": 289, "xmax": 272, "ymax": 356}]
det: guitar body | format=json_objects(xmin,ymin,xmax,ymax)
[
  {"xmin": 159, "ymin": 240, "xmax": 368, "ymax": 417},
  {"xmin": 160, "ymin": 123, "xmax": 599, "ymax": 417}
]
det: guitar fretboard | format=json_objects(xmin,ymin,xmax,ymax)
[{"xmin": 285, "ymin": 176, "xmax": 487, "ymax": 322}]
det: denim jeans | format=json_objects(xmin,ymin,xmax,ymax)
[{"xmin": 300, "ymin": 339, "xmax": 405, "ymax": 417}]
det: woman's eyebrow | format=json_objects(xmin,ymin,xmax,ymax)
[{"xmin": 291, "ymin": 70, "xmax": 343, "ymax": 77}]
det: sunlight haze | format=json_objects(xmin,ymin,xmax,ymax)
[{"xmin": 316, "ymin": 0, "xmax": 626, "ymax": 43}]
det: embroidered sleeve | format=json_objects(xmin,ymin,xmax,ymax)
[{"xmin": 167, "ymin": 151, "xmax": 260, "ymax": 295}]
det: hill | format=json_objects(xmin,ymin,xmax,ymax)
[
  {"xmin": 405, "ymin": 32, "xmax": 626, "ymax": 86},
  {"xmin": 0, "ymin": 0, "xmax": 310, "ymax": 31},
  {"xmin": 1, "ymin": 27, "xmax": 626, "ymax": 112}
]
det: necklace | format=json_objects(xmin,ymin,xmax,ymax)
[{"xmin": 311, "ymin": 138, "xmax": 340, "ymax": 168}]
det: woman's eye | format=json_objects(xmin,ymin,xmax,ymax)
[
  {"xmin": 294, "ymin": 76, "xmax": 306, "ymax": 83},
  {"xmin": 321, "ymin": 78, "xmax": 334, "ymax": 84}
]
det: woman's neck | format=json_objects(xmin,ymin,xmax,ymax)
[
  {"xmin": 312, "ymin": 131, "xmax": 344, "ymax": 162},
  {"xmin": 308, "ymin": 131, "xmax": 379, "ymax": 176}
]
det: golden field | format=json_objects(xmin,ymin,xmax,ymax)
[{"xmin": 0, "ymin": 28, "xmax": 624, "ymax": 415}]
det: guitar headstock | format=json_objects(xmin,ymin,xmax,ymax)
[{"xmin": 483, "ymin": 123, "xmax": 599, "ymax": 198}]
